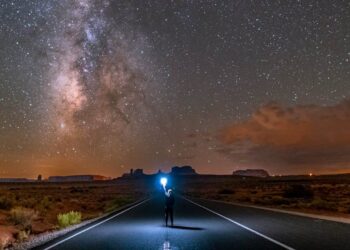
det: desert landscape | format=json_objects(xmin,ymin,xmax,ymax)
[
  {"xmin": 2, "ymin": 169, "xmax": 350, "ymax": 249},
  {"xmin": 177, "ymin": 174, "xmax": 350, "ymax": 217},
  {"xmin": 0, "ymin": 180, "xmax": 149, "ymax": 249}
]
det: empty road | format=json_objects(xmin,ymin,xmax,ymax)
[{"xmin": 34, "ymin": 195, "xmax": 350, "ymax": 250}]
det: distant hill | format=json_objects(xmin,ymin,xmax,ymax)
[
  {"xmin": 0, "ymin": 178, "xmax": 33, "ymax": 183},
  {"xmin": 48, "ymin": 175, "xmax": 110, "ymax": 182},
  {"xmin": 232, "ymin": 169, "xmax": 270, "ymax": 178}
]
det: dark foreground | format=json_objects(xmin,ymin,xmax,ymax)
[{"xmin": 33, "ymin": 194, "xmax": 350, "ymax": 250}]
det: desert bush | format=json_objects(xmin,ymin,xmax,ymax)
[
  {"xmin": 336, "ymin": 206, "xmax": 348, "ymax": 213},
  {"xmin": 0, "ymin": 196, "xmax": 13, "ymax": 210},
  {"xmin": 269, "ymin": 196, "xmax": 290, "ymax": 205},
  {"xmin": 251, "ymin": 198, "xmax": 265, "ymax": 205},
  {"xmin": 283, "ymin": 185, "xmax": 314, "ymax": 199},
  {"xmin": 21, "ymin": 197, "xmax": 37, "ymax": 209},
  {"xmin": 81, "ymin": 203, "xmax": 88, "ymax": 210},
  {"xmin": 39, "ymin": 196, "xmax": 52, "ymax": 210},
  {"xmin": 310, "ymin": 198, "xmax": 337, "ymax": 211},
  {"xmin": 104, "ymin": 196, "xmax": 134, "ymax": 213},
  {"xmin": 70, "ymin": 187, "xmax": 85, "ymax": 193},
  {"xmin": 0, "ymin": 232, "xmax": 14, "ymax": 250},
  {"xmin": 57, "ymin": 211, "xmax": 82, "ymax": 228},
  {"xmin": 236, "ymin": 196, "xmax": 251, "ymax": 202},
  {"xmin": 10, "ymin": 207, "xmax": 38, "ymax": 230},
  {"xmin": 55, "ymin": 197, "xmax": 62, "ymax": 202},
  {"xmin": 218, "ymin": 188, "xmax": 235, "ymax": 195},
  {"xmin": 16, "ymin": 230, "xmax": 29, "ymax": 242}
]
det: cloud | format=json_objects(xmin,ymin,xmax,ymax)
[{"xmin": 218, "ymin": 100, "xmax": 350, "ymax": 174}]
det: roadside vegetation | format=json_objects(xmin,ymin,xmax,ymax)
[
  {"xmin": 178, "ymin": 175, "xmax": 350, "ymax": 217},
  {"xmin": 57, "ymin": 211, "xmax": 82, "ymax": 228},
  {"xmin": 0, "ymin": 181, "xmax": 147, "ymax": 249}
]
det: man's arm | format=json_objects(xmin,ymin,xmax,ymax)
[
  {"xmin": 163, "ymin": 185, "xmax": 168, "ymax": 196},
  {"xmin": 163, "ymin": 186, "xmax": 170, "ymax": 197}
]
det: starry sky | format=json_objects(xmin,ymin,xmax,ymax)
[{"xmin": 0, "ymin": 0, "xmax": 349, "ymax": 178}]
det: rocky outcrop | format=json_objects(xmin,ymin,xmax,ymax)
[
  {"xmin": 232, "ymin": 169, "xmax": 269, "ymax": 178},
  {"xmin": 171, "ymin": 166, "xmax": 197, "ymax": 175},
  {"xmin": 121, "ymin": 169, "xmax": 145, "ymax": 178}
]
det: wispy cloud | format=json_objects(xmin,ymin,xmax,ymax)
[{"xmin": 217, "ymin": 100, "xmax": 350, "ymax": 174}]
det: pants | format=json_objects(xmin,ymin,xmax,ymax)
[{"xmin": 165, "ymin": 206, "xmax": 173, "ymax": 226}]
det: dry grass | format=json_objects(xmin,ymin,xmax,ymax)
[
  {"xmin": 177, "ymin": 175, "xmax": 350, "ymax": 217},
  {"xmin": 0, "ymin": 180, "xmax": 148, "ymax": 248},
  {"xmin": 10, "ymin": 207, "xmax": 38, "ymax": 230}
]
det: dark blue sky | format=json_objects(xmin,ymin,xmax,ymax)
[{"xmin": 0, "ymin": 0, "xmax": 349, "ymax": 177}]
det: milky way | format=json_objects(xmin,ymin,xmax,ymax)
[
  {"xmin": 0, "ymin": 1, "xmax": 349, "ymax": 177},
  {"xmin": 46, "ymin": 1, "xmax": 155, "ymax": 139}
]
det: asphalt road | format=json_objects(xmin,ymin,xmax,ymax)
[{"xmin": 34, "ymin": 195, "xmax": 350, "ymax": 250}]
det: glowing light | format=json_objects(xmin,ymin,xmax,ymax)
[{"xmin": 160, "ymin": 177, "xmax": 167, "ymax": 187}]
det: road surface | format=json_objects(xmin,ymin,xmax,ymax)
[{"xmin": 34, "ymin": 195, "xmax": 350, "ymax": 250}]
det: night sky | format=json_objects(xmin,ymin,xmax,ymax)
[{"xmin": 0, "ymin": 0, "xmax": 349, "ymax": 178}]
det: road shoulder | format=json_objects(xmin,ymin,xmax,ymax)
[
  {"xmin": 193, "ymin": 197, "xmax": 350, "ymax": 224},
  {"xmin": 10, "ymin": 197, "xmax": 150, "ymax": 250}
]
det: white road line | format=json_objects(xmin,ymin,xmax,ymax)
[
  {"xmin": 43, "ymin": 198, "xmax": 151, "ymax": 250},
  {"xmin": 184, "ymin": 197, "xmax": 296, "ymax": 250}
]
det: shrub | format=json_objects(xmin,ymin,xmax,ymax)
[
  {"xmin": 104, "ymin": 196, "xmax": 134, "ymax": 213},
  {"xmin": 310, "ymin": 198, "xmax": 337, "ymax": 211},
  {"xmin": 17, "ymin": 230, "xmax": 30, "ymax": 242},
  {"xmin": 218, "ymin": 189, "xmax": 235, "ymax": 195},
  {"xmin": 236, "ymin": 196, "xmax": 251, "ymax": 202},
  {"xmin": 22, "ymin": 197, "xmax": 37, "ymax": 209},
  {"xmin": 39, "ymin": 196, "xmax": 52, "ymax": 210},
  {"xmin": 0, "ymin": 231, "xmax": 14, "ymax": 250},
  {"xmin": 70, "ymin": 187, "xmax": 85, "ymax": 193},
  {"xmin": 269, "ymin": 196, "xmax": 290, "ymax": 205},
  {"xmin": 10, "ymin": 207, "xmax": 38, "ymax": 230},
  {"xmin": 283, "ymin": 185, "xmax": 314, "ymax": 199},
  {"xmin": 57, "ymin": 211, "xmax": 82, "ymax": 228},
  {"xmin": 0, "ymin": 196, "xmax": 13, "ymax": 210}
]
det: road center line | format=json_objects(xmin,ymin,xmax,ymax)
[
  {"xmin": 184, "ymin": 197, "xmax": 296, "ymax": 250},
  {"xmin": 43, "ymin": 198, "xmax": 151, "ymax": 250}
]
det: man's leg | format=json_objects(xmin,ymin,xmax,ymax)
[
  {"xmin": 165, "ymin": 207, "xmax": 168, "ymax": 226},
  {"xmin": 170, "ymin": 208, "xmax": 173, "ymax": 227}
]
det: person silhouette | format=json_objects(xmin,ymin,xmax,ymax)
[{"xmin": 164, "ymin": 188, "xmax": 175, "ymax": 227}]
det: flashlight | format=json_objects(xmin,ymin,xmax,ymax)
[{"xmin": 160, "ymin": 177, "xmax": 167, "ymax": 187}]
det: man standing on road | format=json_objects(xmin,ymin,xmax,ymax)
[{"xmin": 164, "ymin": 188, "xmax": 175, "ymax": 227}]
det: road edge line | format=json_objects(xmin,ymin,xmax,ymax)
[
  {"xmin": 183, "ymin": 197, "xmax": 295, "ymax": 250},
  {"xmin": 43, "ymin": 198, "xmax": 151, "ymax": 250}
]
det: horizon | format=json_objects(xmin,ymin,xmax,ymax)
[{"xmin": 2, "ymin": 166, "xmax": 350, "ymax": 180}]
